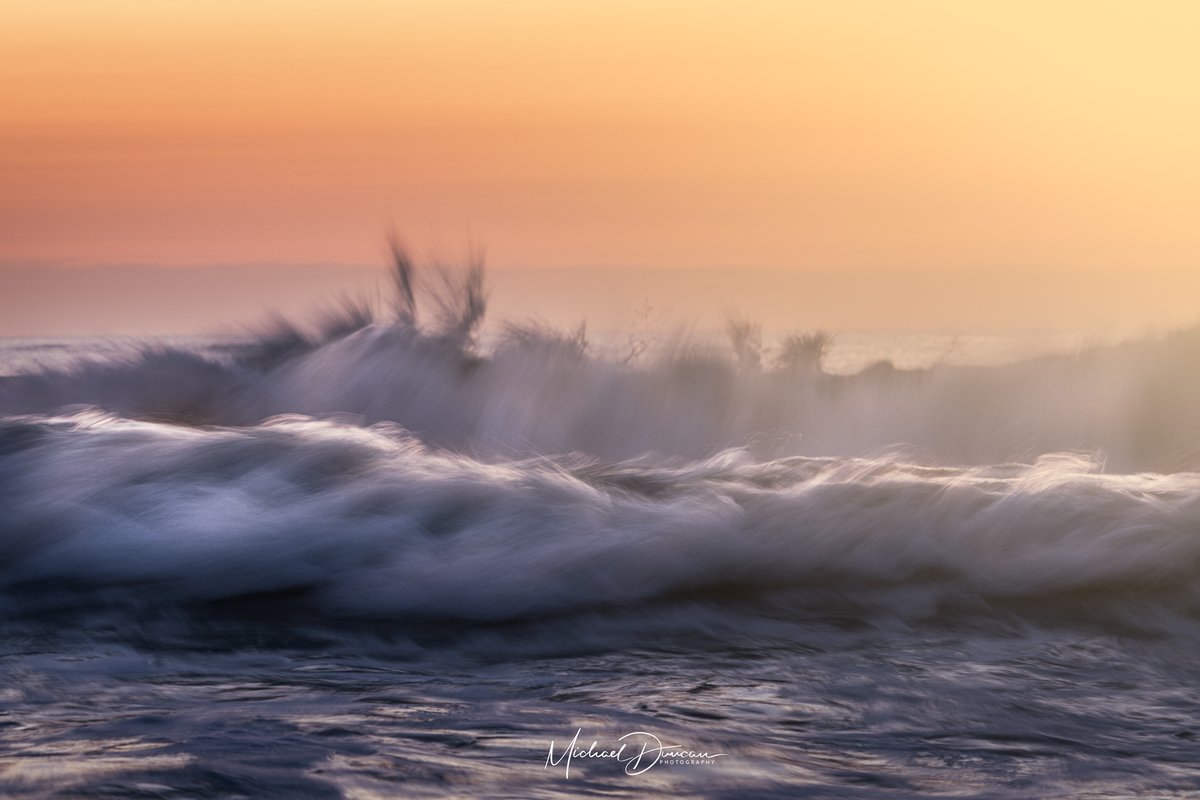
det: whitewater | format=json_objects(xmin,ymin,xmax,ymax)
[{"xmin": 3, "ymin": 255, "xmax": 1200, "ymax": 798}]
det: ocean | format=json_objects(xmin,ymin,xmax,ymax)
[{"xmin": 3, "ymin": 299, "xmax": 1200, "ymax": 798}]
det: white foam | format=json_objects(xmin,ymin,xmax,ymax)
[{"xmin": 2, "ymin": 413, "xmax": 1199, "ymax": 628}]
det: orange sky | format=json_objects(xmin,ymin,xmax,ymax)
[{"xmin": 2, "ymin": 2, "xmax": 1200, "ymax": 329}]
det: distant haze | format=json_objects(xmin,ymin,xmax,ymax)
[{"xmin": 1, "ymin": 264, "xmax": 1197, "ymax": 337}]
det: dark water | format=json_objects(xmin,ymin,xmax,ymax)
[
  {"xmin": 6, "ymin": 615, "xmax": 1200, "ymax": 798},
  {"xmin": 4, "ymin": 308, "xmax": 1200, "ymax": 798}
]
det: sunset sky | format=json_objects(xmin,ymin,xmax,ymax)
[{"xmin": 3, "ymin": 1, "xmax": 1200, "ymax": 333}]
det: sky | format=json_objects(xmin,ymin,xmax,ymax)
[{"xmin": 3, "ymin": 1, "xmax": 1200, "ymax": 333}]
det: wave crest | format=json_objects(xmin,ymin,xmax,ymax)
[{"xmin": 2, "ymin": 413, "xmax": 1199, "ymax": 631}]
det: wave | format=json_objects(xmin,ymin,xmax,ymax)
[
  {"xmin": 4, "ymin": 251, "xmax": 1200, "ymax": 638},
  {"xmin": 2, "ymin": 412, "xmax": 1200, "ymax": 633},
  {"xmin": 4, "ymin": 311, "xmax": 1200, "ymax": 472}
]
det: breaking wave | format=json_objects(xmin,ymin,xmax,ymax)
[
  {"xmin": 1, "ymin": 412, "xmax": 1200, "ymax": 631},
  {"xmin": 2, "ymin": 249, "xmax": 1200, "ymax": 636}
]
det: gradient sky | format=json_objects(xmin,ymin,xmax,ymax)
[{"xmin": 3, "ymin": 2, "xmax": 1200, "ymax": 331}]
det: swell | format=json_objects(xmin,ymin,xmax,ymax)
[{"xmin": 3, "ymin": 413, "xmax": 1200, "ymax": 631}]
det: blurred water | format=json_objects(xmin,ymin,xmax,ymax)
[{"xmin": 2, "ymin": 325, "xmax": 1199, "ymax": 798}]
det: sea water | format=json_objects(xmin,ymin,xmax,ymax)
[{"xmin": 3, "ymin": 321, "xmax": 1200, "ymax": 798}]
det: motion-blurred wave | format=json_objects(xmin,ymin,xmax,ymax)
[
  {"xmin": 2, "ymin": 249, "xmax": 1200, "ymax": 636},
  {"xmin": 2, "ymin": 412, "xmax": 1199, "ymax": 634},
  {"xmin": 2, "ymin": 246, "xmax": 1200, "ymax": 470}
]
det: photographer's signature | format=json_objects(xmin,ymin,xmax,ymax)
[{"xmin": 545, "ymin": 728, "xmax": 727, "ymax": 778}]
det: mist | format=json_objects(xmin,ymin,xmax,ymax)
[{"xmin": 2, "ymin": 263, "xmax": 1199, "ymax": 337}]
